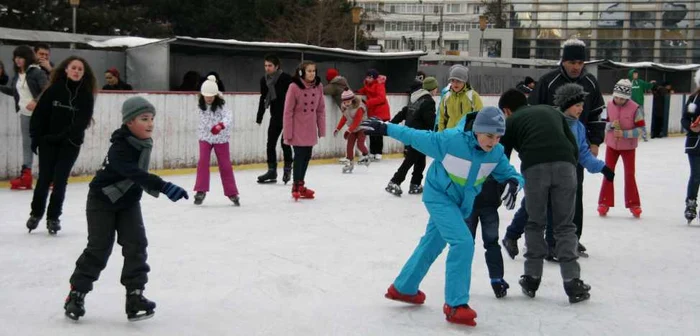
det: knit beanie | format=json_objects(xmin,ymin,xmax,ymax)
[
  {"xmin": 341, "ymin": 89, "xmax": 355, "ymax": 101},
  {"xmin": 122, "ymin": 96, "xmax": 155, "ymax": 123},
  {"xmin": 366, "ymin": 69, "xmax": 379, "ymax": 79},
  {"xmin": 326, "ymin": 68, "xmax": 339, "ymax": 82},
  {"xmin": 554, "ymin": 83, "xmax": 589, "ymax": 112},
  {"xmin": 448, "ymin": 65, "xmax": 469, "ymax": 83},
  {"xmin": 562, "ymin": 39, "xmax": 587, "ymax": 62},
  {"xmin": 473, "ymin": 106, "xmax": 506, "ymax": 136},
  {"xmin": 422, "ymin": 77, "xmax": 438, "ymax": 91},
  {"xmin": 106, "ymin": 67, "xmax": 120, "ymax": 79},
  {"xmin": 200, "ymin": 75, "xmax": 220, "ymax": 97},
  {"xmin": 612, "ymin": 79, "xmax": 632, "ymax": 100}
]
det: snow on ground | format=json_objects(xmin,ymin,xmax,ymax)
[{"xmin": 1, "ymin": 136, "xmax": 698, "ymax": 336}]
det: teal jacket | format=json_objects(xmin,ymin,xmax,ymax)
[{"xmin": 386, "ymin": 123, "xmax": 524, "ymax": 218}]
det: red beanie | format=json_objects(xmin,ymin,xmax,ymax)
[
  {"xmin": 106, "ymin": 67, "xmax": 120, "ymax": 78},
  {"xmin": 326, "ymin": 68, "xmax": 339, "ymax": 82}
]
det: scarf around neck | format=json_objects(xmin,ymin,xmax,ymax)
[
  {"xmin": 101, "ymin": 136, "xmax": 159, "ymax": 203},
  {"xmin": 265, "ymin": 69, "xmax": 283, "ymax": 109}
]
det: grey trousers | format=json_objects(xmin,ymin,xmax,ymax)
[
  {"xmin": 21, "ymin": 114, "xmax": 33, "ymax": 168},
  {"xmin": 522, "ymin": 162, "xmax": 581, "ymax": 280}
]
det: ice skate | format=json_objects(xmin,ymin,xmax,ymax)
[
  {"xmin": 385, "ymin": 182, "xmax": 402, "ymax": 197},
  {"xmin": 229, "ymin": 195, "xmax": 240, "ymax": 206},
  {"xmin": 491, "ymin": 279, "xmax": 509, "ymax": 298},
  {"xmin": 384, "ymin": 284, "xmax": 425, "ymax": 304},
  {"xmin": 685, "ymin": 199, "xmax": 697, "ymax": 224},
  {"xmin": 64, "ymin": 289, "xmax": 86, "ymax": 321},
  {"xmin": 10, "ymin": 167, "xmax": 32, "ymax": 190},
  {"xmin": 357, "ymin": 155, "xmax": 371, "ymax": 167},
  {"xmin": 630, "ymin": 206, "xmax": 642, "ymax": 218},
  {"xmin": 519, "ymin": 275, "xmax": 541, "ymax": 298},
  {"xmin": 282, "ymin": 167, "xmax": 292, "ymax": 185},
  {"xmin": 338, "ymin": 157, "xmax": 351, "ymax": 164},
  {"xmin": 502, "ymin": 237, "xmax": 519, "ymax": 259},
  {"xmin": 193, "ymin": 192, "xmax": 206, "ymax": 205},
  {"xmin": 370, "ymin": 154, "xmax": 382, "ymax": 162},
  {"xmin": 342, "ymin": 161, "xmax": 354, "ymax": 174},
  {"xmin": 408, "ymin": 184, "xmax": 423, "ymax": 195},
  {"xmin": 257, "ymin": 169, "xmax": 277, "ymax": 184},
  {"xmin": 564, "ymin": 278, "xmax": 591, "ymax": 303},
  {"xmin": 26, "ymin": 215, "xmax": 40, "ymax": 233},
  {"xmin": 47, "ymin": 219, "xmax": 61, "ymax": 235},
  {"xmin": 125, "ymin": 289, "xmax": 156, "ymax": 321},
  {"xmin": 443, "ymin": 304, "xmax": 477, "ymax": 326},
  {"xmin": 597, "ymin": 204, "xmax": 609, "ymax": 216}
]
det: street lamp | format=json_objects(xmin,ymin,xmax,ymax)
[
  {"xmin": 69, "ymin": 0, "xmax": 80, "ymax": 49},
  {"xmin": 479, "ymin": 15, "xmax": 487, "ymax": 58},
  {"xmin": 351, "ymin": 6, "xmax": 363, "ymax": 50}
]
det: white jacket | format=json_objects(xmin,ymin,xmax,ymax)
[{"xmin": 198, "ymin": 106, "xmax": 232, "ymax": 144}]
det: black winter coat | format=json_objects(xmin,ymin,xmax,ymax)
[
  {"xmin": 30, "ymin": 78, "xmax": 95, "ymax": 148},
  {"xmin": 682, "ymin": 92, "xmax": 700, "ymax": 156},
  {"xmin": 102, "ymin": 80, "xmax": 133, "ymax": 91},
  {"xmin": 390, "ymin": 90, "xmax": 436, "ymax": 131},
  {"xmin": 257, "ymin": 72, "xmax": 293, "ymax": 126},
  {"xmin": 529, "ymin": 66, "xmax": 606, "ymax": 145},
  {"xmin": 461, "ymin": 112, "xmax": 504, "ymax": 208},
  {"xmin": 89, "ymin": 125, "xmax": 166, "ymax": 206}
]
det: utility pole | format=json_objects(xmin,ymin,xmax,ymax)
[
  {"xmin": 69, "ymin": 0, "xmax": 80, "ymax": 50},
  {"xmin": 437, "ymin": 5, "xmax": 443, "ymax": 56},
  {"xmin": 419, "ymin": 0, "xmax": 425, "ymax": 51}
]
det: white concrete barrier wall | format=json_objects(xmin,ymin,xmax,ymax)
[{"xmin": 0, "ymin": 92, "xmax": 689, "ymax": 180}]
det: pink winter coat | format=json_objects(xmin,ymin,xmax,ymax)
[{"xmin": 283, "ymin": 76, "xmax": 326, "ymax": 146}]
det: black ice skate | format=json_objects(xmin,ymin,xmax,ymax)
[
  {"xmin": 519, "ymin": 275, "xmax": 541, "ymax": 298},
  {"xmin": 357, "ymin": 155, "xmax": 371, "ymax": 167},
  {"xmin": 257, "ymin": 169, "xmax": 277, "ymax": 184},
  {"xmin": 125, "ymin": 289, "xmax": 156, "ymax": 321},
  {"xmin": 47, "ymin": 219, "xmax": 61, "ymax": 235},
  {"xmin": 685, "ymin": 199, "xmax": 697, "ymax": 224},
  {"xmin": 26, "ymin": 215, "xmax": 40, "ymax": 233},
  {"xmin": 282, "ymin": 167, "xmax": 292, "ymax": 185},
  {"xmin": 564, "ymin": 278, "xmax": 591, "ymax": 303},
  {"xmin": 64, "ymin": 289, "xmax": 86, "ymax": 321},
  {"xmin": 578, "ymin": 243, "xmax": 589, "ymax": 258},
  {"xmin": 194, "ymin": 192, "xmax": 206, "ymax": 205},
  {"xmin": 408, "ymin": 184, "xmax": 423, "ymax": 195},
  {"xmin": 491, "ymin": 279, "xmax": 510, "ymax": 298},
  {"xmin": 501, "ymin": 237, "xmax": 519, "ymax": 259},
  {"xmin": 385, "ymin": 182, "xmax": 402, "ymax": 197},
  {"xmin": 229, "ymin": 195, "xmax": 241, "ymax": 207},
  {"xmin": 342, "ymin": 161, "xmax": 354, "ymax": 174}
]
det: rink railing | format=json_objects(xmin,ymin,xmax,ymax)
[{"xmin": 0, "ymin": 92, "xmax": 688, "ymax": 180}]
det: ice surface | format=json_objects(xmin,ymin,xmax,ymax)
[{"xmin": 1, "ymin": 137, "xmax": 698, "ymax": 335}]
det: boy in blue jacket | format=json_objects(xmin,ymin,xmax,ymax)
[
  {"xmin": 502, "ymin": 84, "xmax": 614, "ymax": 260},
  {"xmin": 361, "ymin": 106, "xmax": 523, "ymax": 327}
]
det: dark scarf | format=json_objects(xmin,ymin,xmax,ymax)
[
  {"xmin": 101, "ymin": 136, "xmax": 159, "ymax": 203},
  {"xmin": 264, "ymin": 69, "xmax": 283, "ymax": 109}
]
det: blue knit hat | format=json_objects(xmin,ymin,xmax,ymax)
[{"xmin": 473, "ymin": 106, "xmax": 506, "ymax": 136}]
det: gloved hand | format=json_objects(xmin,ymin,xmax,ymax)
[
  {"xmin": 359, "ymin": 117, "xmax": 387, "ymax": 136},
  {"xmin": 501, "ymin": 178, "xmax": 520, "ymax": 210},
  {"xmin": 601, "ymin": 166, "xmax": 615, "ymax": 182},
  {"xmin": 211, "ymin": 122, "xmax": 225, "ymax": 135},
  {"xmin": 161, "ymin": 182, "xmax": 189, "ymax": 202}
]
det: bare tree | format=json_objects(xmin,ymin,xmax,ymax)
[{"xmin": 481, "ymin": 0, "xmax": 511, "ymax": 29}]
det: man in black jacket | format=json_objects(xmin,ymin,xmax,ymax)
[
  {"xmin": 256, "ymin": 54, "xmax": 294, "ymax": 184},
  {"xmin": 385, "ymin": 77, "xmax": 437, "ymax": 196}
]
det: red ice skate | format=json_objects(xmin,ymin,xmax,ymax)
[
  {"xmin": 597, "ymin": 204, "xmax": 609, "ymax": 217},
  {"xmin": 384, "ymin": 284, "xmax": 425, "ymax": 304},
  {"xmin": 443, "ymin": 304, "xmax": 477, "ymax": 326},
  {"xmin": 292, "ymin": 180, "xmax": 314, "ymax": 200},
  {"xmin": 630, "ymin": 206, "xmax": 642, "ymax": 218},
  {"xmin": 10, "ymin": 167, "xmax": 32, "ymax": 190}
]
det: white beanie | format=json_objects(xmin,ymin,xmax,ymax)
[
  {"xmin": 200, "ymin": 75, "xmax": 220, "ymax": 97},
  {"xmin": 612, "ymin": 79, "xmax": 632, "ymax": 100}
]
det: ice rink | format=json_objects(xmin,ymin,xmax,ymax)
[{"xmin": 1, "ymin": 136, "xmax": 698, "ymax": 336}]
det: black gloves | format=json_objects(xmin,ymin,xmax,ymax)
[
  {"xmin": 501, "ymin": 178, "xmax": 520, "ymax": 210},
  {"xmin": 601, "ymin": 166, "xmax": 615, "ymax": 182},
  {"xmin": 161, "ymin": 182, "xmax": 189, "ymax": 202},
  {"xmin": 359, "ymin": 117, "xmax": 388, "ymax": 136}
]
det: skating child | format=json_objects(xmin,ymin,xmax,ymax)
[
  {"xmin": 64, "ymin": 96, "xmax": 189, "ymax": 321},
  {"xmin": 682, "ymin": 70, "xmax": 700, "ymax": 224},
  {"xmin": 436, "ymin": 65, "xmax": 483, "ymax": 131},
  {"xmin": 385, "ymin": 76, "xmax": 438, "ymax": 196},
  {"xmin": 361, "ymin": 106, "xmax": 523, "ymax": 327},
  {"xmin": 193, "ymin": 75, "xmax": 240, "ymax": 206},
  {"xmin": 333, "ymin": 89, "xmax": 370, "ymax": 173},
  {"xmin": 598, "ymin": 79, "xmax": 644, "ymax": 218}
]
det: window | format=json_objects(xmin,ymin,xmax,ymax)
[
  {"xmin": 361, "ymin": 2, "xmax": 379, "ymax": 12},
  {"xmin": 385, "ymin": 40, "xmax": 400, "ymax": 50},
  {"xmin": 389, "ymin": 5, "xmax": 395, "ymax": 13},
  {"xmin": 365, "ymin": 24, "xmax": 375, "ymax": 32},
  {"xmin": 473, "ymin": 6, "xmax": 480, "ymax": 14},
  {"xmin": 447, "ymin": 4, "xmax": 461, "ymax": 13},
  {"xmin": 432, "ymin": 23, "xmax": 438, "ymax": 32},
  {"xmin": 535, "ymin": 40, "xmax": 561, "ymax": 60},
  {"xmin": 628, "ymin": 40, "xmax": 654, "ymax": 62},
  {"xmin": 514, "ymin": 39, "xmax": 531, "ymax": 58},
  {"xmin": 431, "ymin": 40, "xmax": 437, "ymax": 50},
  {"xmin": 448, "ymin": 41, "xmax": 460, "ymax": 51}
]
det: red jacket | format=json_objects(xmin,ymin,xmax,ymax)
[{"xmin": 357, "ymin": 75, "xmax": 390, "ymax": 121}]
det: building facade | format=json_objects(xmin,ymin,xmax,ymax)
[{"xmin": 356, "ymin": 0, "xmax": 700, "ymax": 63}]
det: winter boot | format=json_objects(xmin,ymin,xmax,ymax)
[
  {"xmin": 10, "ymin": 167, "xmax": 32, "ymax": 190},
  {"xmin": 299, "ymin": 181, "xmax": 315, "ymax": 199},
  {"xmin": 282, "ymin": 166, "xmax": 292, "ymax": 185},
  {"xmin": 125, "ymin": 289, "xmax": 156, "ymax": 321},
  {"xmin": 64, "ymin": 288, "xmax": 87, "ymax": 321},
  {"xmin": 577, "ymin": 242, "xmax": 589, "ymax": 258},
  {"xmin": 257, "ymin": 169, "xmax": 277, "ymax": 184},
  {"xmin": 342, "ymin": 161, "xmax": 354, "ymax": 174},
  {"xmin": 357, "ymin": 155, "xmax": 371, "ymax": 167},
  {"xmin": 408, "ymin": 184, "xmax": 423, "ymax": 195},
  {"xmin": 26, "ymin": 215, "xmax": 40, "ymax": 233},
  {"xmin": 630, "ymin": 206, "xmax": 642, "ymax": 218},
  {"xmin": 597, "ymin": 204, "xmax": 609, "ymax": 216},
  {"xmin": 193, "ymin": 192, "xmax": 206, "ymax": 205},
  {"xmin": 47, "ymin": 219, "xmax": 61, "ymax": 235},
  {"xmin": 491, "ymin": 279, "xmax": 509, "ymax": 299},
  {"xmin": 685, "ymin": 199, "xmax": 697, "ymax": 224},
  {"xmin": 443, "ymin": 304, "xmax": 477, "ymax": 326},
  {"xmin": 229, "ymin": 195, "xmax": 240, "ymax": 206},
  {"xmin": 502, "ymin": 237, "xmax": 519, "ymax": 259},
  {"xmin": 544, "ymin": 245, "xmax": 558, "ymax": 262},
  {"xmin": 384, "ymin": 284, "xmax": 425, "ymax": 304},
  {"xmin": 519, "ymin": 275, "xmax": 541, "ymax": 298},
  {"xmin": 385, "ymin": 181, "xmax": 402, "ymax": 197},
  {"xmin": 563, "ymin": 278, "xmax": 591, "ymax": 303}
]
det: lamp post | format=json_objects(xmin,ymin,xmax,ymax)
[
  {"xmin": 351, "ymin": 6, "xmax": 362, "ymax": 50},
  {"xmin": 479, "ymin": 15, "xmax": 487, "ymax": 58},
  {"xmin": 69, "ymin": 0, "xmax": 80, "ymax": 49}
]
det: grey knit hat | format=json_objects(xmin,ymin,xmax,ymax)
[
  {"xmin": 448, "ymin": 65, "xmax": 469, "ymax": 83},
  {"xmin": 122, "ymin": 96, "xmax": 156, "ymax": 123},
  {"xmin": 473, "ymin": 106, "xmax": 506, "ymax": 136},
  {"xmin": 553, "ymin": 83, "xmax": 588, "ymax": 112}
]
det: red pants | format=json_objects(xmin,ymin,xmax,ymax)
[
  {"xmin": 194, "ymin": 141, "xmax": 239, "ymax": 197},
  {"xmin": 346, "ymin": 131, "xmax": 368, "ymax": 160},
  {"xmin": 598, "ymin": 147, "xmax": 640, "ymax": 208}
]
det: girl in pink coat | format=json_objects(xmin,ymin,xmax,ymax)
[{"xmin": 283, "ymin": 61, "xmax": 326, "ymax": 200}]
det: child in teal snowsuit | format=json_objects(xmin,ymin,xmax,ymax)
[{"xmin": 361, "ymin": 106, "xmax": 523, "ymax": 327}]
